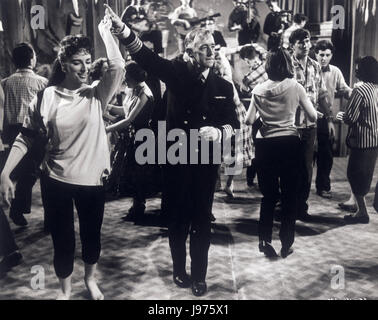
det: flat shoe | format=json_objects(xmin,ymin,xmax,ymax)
[
  {"xmin": 224, "ymin": 186, "xmax": 234, "ymax": 198},
  {"xmin": 9, "ymin": 213, "xmax": 28, "ymax": 226},
  {"xmin": 344, "ymin": 214, "xmax": 369, "ymax": 224},
  {"xmin": 173, "ymin": 273, "xmax": 191, "ymax": 288},
  {"xmin": 338, "ymin": 203, "xmax": 357, "ymax": 212},
  {"xmin": 281, "ymin": 247, "xmax": 294, "ymax": 258},
  {"xmin": 192, "ymin": 281, "xmax": 207, "ymax": 297},
  {"xmin": 259, "ymin": 241, "xmax": 278, "ymax": 258}
]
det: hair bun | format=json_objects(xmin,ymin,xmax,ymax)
[{"xmin": 267, "ymin": 32, "xmax": 282, "ymax": 52}]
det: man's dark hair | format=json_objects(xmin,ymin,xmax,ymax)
[
  {"xmin": 289, "ymin": 28, "xmax": 310, "ymax": 45},
  {"xmin": 265, "ymin": 48, "xmax": 294, "ymax": 81},
  {"xmin": 293, "ymin": 13, "xmax": 308, "ymax": 24},
  {"xmin": 239, "ymin": 45, "xmax": 258, "ymax": 60},
  {"xmin": 355, "ymin": 56, "xmax": 378, "ymax": 84},
  {"xmin": 314, "ymin": 40, "xmax": 335, "ymax": 54},
  {"xmin": 12, "ymin": 43, "xmax": 35, "ymax": 69}
]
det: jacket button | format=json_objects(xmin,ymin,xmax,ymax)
[
  {"xmin": 184, "ymin": 120, "xmax": 188, "ymax": 124},
  {"xmin": 203, "ymin": 116, "xmax": 207, "ymax": 120},
  {"xmin": 187, "ymin": 110, "xmax": 191, "ymax": 114}
]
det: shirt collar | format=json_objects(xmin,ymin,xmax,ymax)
[
  {"xmin": 321, "ymin": 65, "xmax": 331, "ymax": 72},
  {"xmin": 16, "ymin": 68, "xmax": 34, "ymax": 74},
  {"xmin": 202, "ymin": 69, "xmax": 210, "ymax": 80}
]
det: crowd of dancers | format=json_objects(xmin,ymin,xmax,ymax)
[{"xmin": 0, "ymin": 0, "xmax": 377, "ymax": 300}]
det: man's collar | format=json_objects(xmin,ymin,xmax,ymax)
[
  {"xmin": 187, "ymin": 59, "xmax": 210, "ymax": 81},
  {"xmin": 16, "ymin": 68, "xmax": 34, "ymax": 74},
  {"xmin": 202, "ymin": 69, "xmax": 210, "ymax": 80},
  {"xmin": 321, "ymin": 65, "xmax": 331, "ymax": 72}
]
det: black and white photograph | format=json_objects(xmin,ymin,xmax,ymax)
[{"xmin": 0, "ymin": 0, "xmax": 377, "ymax": 309}]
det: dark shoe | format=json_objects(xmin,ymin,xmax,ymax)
[
  {"xmin": 9, "ymin": 212, "xmax": 28, "ymax": 226},
  {"xmin": 122, "ymin": 205, "xmax": 145, "ymax": 221},
  {"xmin": 210, "ymin": 213, "xmax": 216, "ymax": 222},
  {"xmin": 173, "ymin": 273, "xmax": 191, "ymax": 288},
  {"xmin": 297, "ymin": 212, "xmax": 312, "ymax": 221},
  {"xmin": 191, "ymin": 281, "xmax": 207, "ymax": 297},
  {"xmin": 344, "ymin": 214, "xmax": 369, "ymax": 224},
  {"xmin": 281, "ymin": 247, "xmax": 294, "ymax": 258},
  {"xmin": 317, "ymin": 190, "xmax": 332, "ymax": 199},
  {"xmin": 0, "ymin": 251, "xmax": 23, "ymax": 274},
  {"xmin": 247, "ymin": 181, "xmax": 255, "ymax": 187},
  {"xmin": 258, "ymin": 241, "xmax": 278, "ymax": 258},
  {"xmin": 338, "ymin": 203, "xmax": 357, "ymax": 213}
]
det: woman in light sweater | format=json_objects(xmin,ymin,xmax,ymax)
[
  {"xmin": 246, "ymin": 48, "xmax": 317, "ymax": 258},
  {"xmin": 0, "ymin": 16, "xmax": 125, "ymax": 299}
]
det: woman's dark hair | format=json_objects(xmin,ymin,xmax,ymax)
[
  {"xmin": 267, "ymin": 32, "xmax": 282, "ymax": 51},
  {"xmin": 89, "ymin": 58, "xmax": 108, "ymax": 82},
  {"xmin": 47, "ymin": 35, "xmax": 92, "ymax": 87},
  {"xmin": 125, "ymin": 61, "xmax": 147, "ymax": 83},
  {"xmin": 355, "ymin": 56, "xmax": 378, "ymax": 84},
  {"xmin": 265, "ymin": 48, "xmax": 294, "ymax": 81},
  {"xmin": 12, "ymin": 43, "xmax": 35, "ymax": 69}
]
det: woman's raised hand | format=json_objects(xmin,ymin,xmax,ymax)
[
  {"xmin": 104, "ymin": 4, "xmax": 125, "ymax": 33},
  {"xmin": 98, "ymin": 15, "xmax": 113, "ymax": 38}
]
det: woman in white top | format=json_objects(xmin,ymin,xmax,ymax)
[
  {"xmin": 246, "ymin": 48, "xmax": 317, "ymax": 258},
  {"xmin": 0, "ymin": 16, "xmax": 125, "ymax": 300}
]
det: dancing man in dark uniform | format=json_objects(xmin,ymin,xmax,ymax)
[{"xmin": 105, "ymin": 4, "xmax": 239, "ymax": 297}]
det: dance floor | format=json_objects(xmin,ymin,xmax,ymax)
[{"xmin": 1, "ymin": 157, "xmax": 377, "ymax": 300}]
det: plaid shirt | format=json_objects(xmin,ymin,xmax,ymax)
[
  {"xmin": 242, "ymin": 44, "xmax": 268, "ymax": 93},
  {"xmin": 292, "ymin": 56, "xmax": 329, "ymax": 128},
  {"xmin": 1, "ymin": 69, "xmax": 47, "ymax": 126}
]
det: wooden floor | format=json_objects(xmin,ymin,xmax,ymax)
[{"xmin": 0, "ymin": 157, "xmax": 377, "ymax": 300}]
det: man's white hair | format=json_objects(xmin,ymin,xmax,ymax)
[{"xmin": 184, "ymin": 28, "xmax": 213, "ymax": 51}]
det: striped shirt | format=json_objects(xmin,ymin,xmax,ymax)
[
  {"xmin": 1, "ymin": 69, "xmax": 47, "ymax": 126},
  {"xmin": 344, "ymin": 82, "xmax": 378, "ymax": 149}
]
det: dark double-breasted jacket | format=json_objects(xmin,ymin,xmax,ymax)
[{"xmin": 121, "ymin": 31, "xmax": 240, "ymax": 165}]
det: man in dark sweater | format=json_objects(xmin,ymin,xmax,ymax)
[{"xmin": 105, "ymin": 4, "xmax": 239, "ymax": 297}]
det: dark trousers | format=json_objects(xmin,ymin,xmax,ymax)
[
  {"xmin": 3, "ymin": 124, "xmax": 38, "ymax": 215},
  {"xmin": 316, "ymin": 124, "xmax": 333, "ymax": 192},
  {"xmin": 297, "ymin": 127, "xmax": 317, "ymax": 215},
  {"xmin": 255, "ymin": 136, "xmax": 300, "ymax": 248},
  {"xmin": 164, "ymin": 164, "xmax": 219, "ymax": 282},
  {"xmin": 40, "ymin": 175, "xmax": 105, "ymax": 279},
  {"xmin": 246, "ymin": 118, "xmax": 262, "ymax": 185},
  {"xmin": 347, "ymin": 147, "xmax": 378, "ymax": 197},
  {"xmin": 0, "ymin": 206, "xmax": 18, "ymax": 257},
  {"xmin": 246, "ymin": 158, "xmax": 257, "ymax": 185}
]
